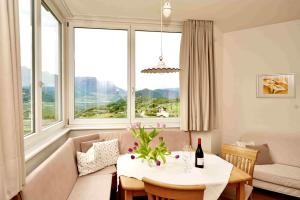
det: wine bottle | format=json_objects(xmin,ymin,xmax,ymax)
[{"xmin": 195, "ymin": 138, "xmax": 204, "ymax": 168}]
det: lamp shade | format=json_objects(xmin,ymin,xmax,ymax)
[{"xmin": 141, "ymin": 57, "xmax": 180, "ymax": 73}]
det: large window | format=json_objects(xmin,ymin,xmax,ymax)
[
  {"xmin": 19, "ymin": 0, "xmax": 33, "ymax": 135},
  {"xmin": 71, "ymin": 27, "xmax": 181, "ymax": 125},
  {"xmin": 41, "ymin": 4, "xmax": 62, "ymax": 127},
  {"xmin": 135, "ymin": 31, "xmax": 181, "ymax": 118},
  {"xmin": 19, "ymin": 0, "xmax": 63, "ymax": 136},
  {"xmin": 74, "ymin": 28, "xmax": 128, "ymax": 119}
]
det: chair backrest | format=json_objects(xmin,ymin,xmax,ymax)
[
  {"xmin": 142, "ymin": 177, "xmax": 205, "ymax": 200},
  {"xmin": 221, "ymin": 144, "xmax": 258, "ymax": 185}
]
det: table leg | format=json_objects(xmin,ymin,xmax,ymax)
[
  {"xmin": 124, "ymin": 190, "xmax": 133, "ymax": 200},
  {"xmin": 236, "ymin": 182, "xmax": 245, "ymax": 200}
]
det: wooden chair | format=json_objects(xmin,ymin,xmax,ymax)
[
  {"xmin": 142, "ymin": 177, "xmax": 206, "ymax": 200},
  {"xmin": 220, "ymin": 144, "xmax": 258, "ymax": 200}
]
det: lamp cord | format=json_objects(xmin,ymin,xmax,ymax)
[{"xmin": 160, "ymin": 0, "xmax": 163, "ymax": 61}]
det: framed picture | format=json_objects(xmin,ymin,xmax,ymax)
[{"xmin": 257, "ymin": 73, "xmax": 296, "ymax": 98}]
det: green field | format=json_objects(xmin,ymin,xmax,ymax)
[
  {"xmin": 23, "ymin": 101, "xmax": 58, "ymax": 135},
  {"xmin": 22, "ymin": 88, "xmax": 179, "ymax": 135},
  {"xmin": 75, "ymin": 97, "xmax": 179, "ymax": 119}
]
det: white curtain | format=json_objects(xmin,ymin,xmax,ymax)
[{"xmin": 0, "ymin": 0, "xmax": 25, "ymax": 199}]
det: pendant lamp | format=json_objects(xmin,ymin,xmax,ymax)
[{"xmin": 141, "ymin": 0, "xmax": 180, "ymax": 74}]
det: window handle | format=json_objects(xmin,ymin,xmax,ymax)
[{"xmin": 39, "ymin": 81, "xmax": 44, "ymax": 87}]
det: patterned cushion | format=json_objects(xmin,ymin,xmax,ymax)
[
  {"xmin": 77, "ymin": 146, "xmax": 104, "ymax": 176},
  {"xmin": 94, "ymin": 139, "xmax": 119, "ymax": 167},
  {"xmin": 76, "ymin": 139, "xmax": 119, "ymax": 176},
  {"xmin": 236, "ymin": 140, "xmax": 255, "ymax": 147},
  {"xmin": 80, "ymin": 139, "xmax": 104, "ymax": 153}
]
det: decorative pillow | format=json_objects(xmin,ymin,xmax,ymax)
[
  {"xmin": 246, "ymin": 144, "xmax": 274, "ymax": 165},
  {"xmin": 76, "ymin": 146, "xmax": 104, "ymax": 176},
  {"xmin": 94, "ymin": 139, "xmax": 119, "ymax": 167},
  {"xmin": 76, "ymin": 139, "xmax": 119, "ymax": 176},
  {"xmin": 80, "ymin": 139, "xmax": 104, "ymax": 153},
  {"xmin": 236, "ymin": 140, "xmax": 255, "ymax": 148}
]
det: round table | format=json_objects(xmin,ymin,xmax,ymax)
[{"xmin": 117, "ymin": 152, "xmax": 233, "ymax": 200}]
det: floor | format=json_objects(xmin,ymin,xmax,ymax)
[
  {"xmin": 128, "ymin": 188, "xmax": 300, "ymax": 200},
  {"xmin": 251, "ymin": 188, "xmax": 299, "ymax": 200}
]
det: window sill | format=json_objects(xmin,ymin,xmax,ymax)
[
  {"xmin": 24, "ymin": 127, "xmax": 70, "ymax": 162},
  {"xmin": 68, "ymin": 118, "xmax": 180, "ymax": 129},
  {"xmin": 24, "ymin": 121, "xmax": 180, "ymax": 162}
]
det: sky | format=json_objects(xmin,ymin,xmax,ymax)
[
  {"xmin": 75, "ymin": 29, "xmax": 181, "ymax": 90},
  {"xmin": 19, "ymin": 0, "xmax": 32, "ymax": 72},
  {"xmin": 20, "ymin": 0, "xmax": 181, "ymax": 91}
]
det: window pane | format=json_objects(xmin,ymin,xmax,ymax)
[
  {"xmin": 74, "ymin": 28, "xmax": 128, "ymax": 119},
  {"xmin": 135, "ymin": 31, "xmax": 181, "ymax": 118},
  {"xmin": 19, "ymin": 0, "xmax": 33, "ymax": 135},
  {"xmin": 41, "ymin": 5, "xmax": 61, "ymax": 127}
]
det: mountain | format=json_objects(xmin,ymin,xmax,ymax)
[
  {"xmin": 22, "ymin": 66, "xmax": 58, "ymax": 87},
  {"xmin": 21, "ymin": 66, "xmax": 31, "ymax": 87},
  {"xmin": 136, "ymin": 88, "xmax": 179, "ymax": 99},
  {"xmin": 75, "ymin": 77, "xmax": 179, "ymax": 100},
  {"xmin": 75, "ymin": 77, "xmax": 127, "ymax": 103}
]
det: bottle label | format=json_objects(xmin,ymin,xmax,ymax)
[{"xmin": 197, "ymin": 158, "xmax": 204, "ymax": 165}]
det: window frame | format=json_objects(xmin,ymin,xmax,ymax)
[
  {"xmin": 130, "ymin": 25, "xmax": 181, "ymax": 127},
  {"xmin": 19, "ymin": 0, "xmax": 35, "ymax": 135},
  {"xmin": 40, "ymin": 1, "xmax": 63, "ymax": 129},
  {"xmin": 67, "ymin": 22, "xmax": 131, "ymax": 127},
  {"xmin": 23, "ymin": 0, "xmax": 65, "ymax": 145},
  {"xmin": 68, "ymin": 21, "xmax": 181, "ymax": 128}
]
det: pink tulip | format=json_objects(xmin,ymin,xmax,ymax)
[
  {"xmin": 156, "ymin": 160, "xmax": 161, "ymax": 166},
  {"xmin": 131, "ymin": 155, "xmax": 135, "ymax": 159},
  {"xmin": 131, "ymin": 123, "xmax": 137, "ymax": 129},
  {"xmin": 175, "ymin": 155, "xmax": 180, "ymax": 159},
  {"xmin": 134, "ymin": 142, "xmax": 138, "ymax": 146},
  {"xmin": 133, "ymin": 146, "xmax": 137, "ymax": 150},
  {"xmin": 157, "ymin": 122, "xmax": 161, "ymax": 128},
  {"xmin": 128, "ymin": 148, "xmax": 133, "ymax": 152}
]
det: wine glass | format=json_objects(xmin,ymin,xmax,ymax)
[{"xmin": 182, "ymin": 145, "xmax": 193, "ymax": 173}]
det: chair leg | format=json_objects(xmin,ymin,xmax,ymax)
[{"xmin": 249, "ymin": 193, "xmax": 253, "ymax": 200}]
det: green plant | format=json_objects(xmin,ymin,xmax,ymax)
[{"xmin": 129, "ymin": 123, "xmax": 171, "ymax": 166}]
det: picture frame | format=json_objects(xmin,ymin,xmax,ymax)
[{"xmin": 257, "ymin": 73, "xmax": 296, "ymax": 98}]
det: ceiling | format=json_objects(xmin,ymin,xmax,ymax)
[{"xmin": 54, "ymin": 0, "xmax": 300, "ymax": 32}]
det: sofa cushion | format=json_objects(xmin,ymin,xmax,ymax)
[
  {"xmin": 236, "ymin": 140, "xmax": 255, "ymax": 147},
  {"xmin": 240, "ymin": 133, "xmax": 300, "ymax": 167},
  {"xmin": 254, "ymin": 164, "xmax": 300, "ymax": 190},
  {"xmin": 22, "ymin": 139, "xmax": 78, "ymax": 200},
  {"xmin": 90, "ymin": 165, "xmax": 117, "ymax": 176},
  {"xmin": 80, "ymin": 139, "xmax": 103, "ymax": 153},
  {"xmin": 253, "ymin": 179, "xmax": 300, "ymax": 198},
  {"xmin": 94, "ymin": 139, "xmax": 119, "ymax": 167},
  {"xmin": 77, "ymin": 146, "xmax": 104, "ymax": 176},
  {"xmin": 72, "ymin": 134, "xmax": 100, "ymax": 152},
  {"xmin": 67, "ymin": 174, "xmax": 112, "ymax": 200},
  {"xmin": 246, "ymin": 144, "xmax": 273, "ymax": 165}
]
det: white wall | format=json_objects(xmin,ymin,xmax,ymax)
[{"xmin": 222, "ymin": 19, "xmax": 300, "ymax": 144}]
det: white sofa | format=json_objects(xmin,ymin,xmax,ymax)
[
  {"xmin": 22, "ymin": 130, "xmax": 190, "ymax": 200},
  {"xmin": 240, "ymin": 133, "xmax": 300, "ymax": 198}
]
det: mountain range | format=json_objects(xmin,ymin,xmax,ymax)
[
  {"xmin": 22, "ymin": 66, "xmax": 179, "ymax": 100},
  {"xmin": 22, "ymin": 66, "xmax": 58, "ymax": 87}
]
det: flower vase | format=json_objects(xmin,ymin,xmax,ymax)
[{"xmin": 147, "ymin": 159, "xmax": 155, "ymax": 167}]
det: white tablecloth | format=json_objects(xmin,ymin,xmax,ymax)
[{"xmin": 117, "ymin": 152, "xmax": 233, "ymax": 200}]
